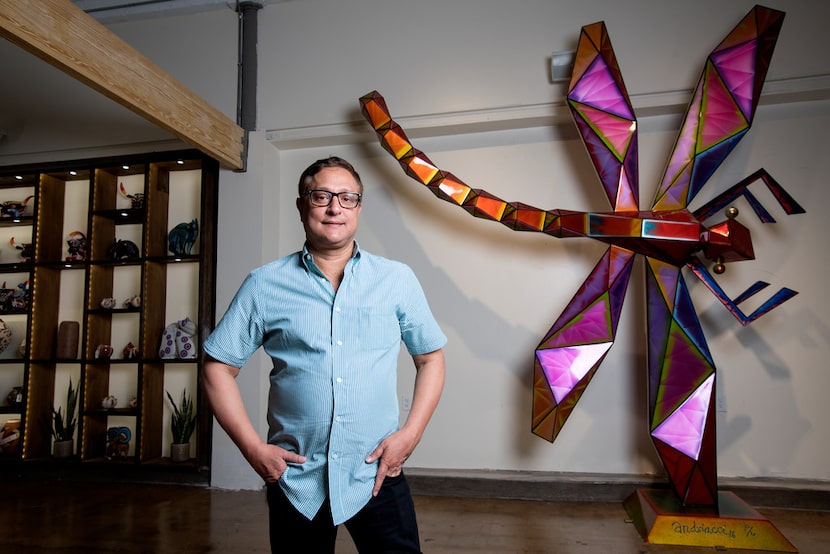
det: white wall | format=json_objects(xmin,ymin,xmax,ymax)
[
  {"xmin": 259, "ymin": 0, "xmax": 830, "ymax": 487},
  {"xmin": 258, "ymin": 0, "xmax": 830, "ymax": 131},
  {"xmin": 2, "ymin": 0, "xmax": 828, "ymax": 491},
  {"xmin": 268, "ymin": 102, "xmax": 830, "ymax": 483}
]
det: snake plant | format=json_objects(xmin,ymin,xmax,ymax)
[
  {"xmin": 166, "ymin": 388, "xmax": 197, "ymax": 444},
  {"xmin": 52, "ymin": 378, "xmax": 78, "ymax": 442}
]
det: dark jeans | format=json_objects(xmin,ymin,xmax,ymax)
[{"xmin": 267, "ymin": 472, "xmax": 421, "ymax": 553}]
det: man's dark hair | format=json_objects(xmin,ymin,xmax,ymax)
[{"xmin": 297, "ymin": 157, "xmax": 363, "ymax": 196}]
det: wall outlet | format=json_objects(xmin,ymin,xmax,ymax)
[
  {"xmin": 401, "ymin": 395, "xmax": 412, "ymax": 411},
  {"xmin": 716, "ymin": 394, "xmax": 727, "ymax": 412}
]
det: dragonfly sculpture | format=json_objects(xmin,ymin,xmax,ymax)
[{"xmin": 360, "ymin": 4, "xmax": 804, "ymax": 509}]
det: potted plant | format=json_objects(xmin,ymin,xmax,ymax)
[
  {"xmin": 52, "ymin": 378, "xmax": 78, "ymax": 458},
  {"xmin": 166, "ymin": 388, "xmax": 197, "ymax": 462}
]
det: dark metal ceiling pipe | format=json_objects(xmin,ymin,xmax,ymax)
[{"xmin": 237, "ymin": 1, "xmax": 262, "ymax": 133}]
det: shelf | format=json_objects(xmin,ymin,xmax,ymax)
[
  {"xmin": 84, "ymin": 408, "xmax": 138, "ymax": 417},
  {"xmin": 87, "ymin": 308, "xmax": 141, "ymax": 315},
  {"xmin": 0, "ymin": 149, "xmax": 217, "ymax": 481},
  {"xmin": 88, "ymin": 259, "xmax": 143, "ymax": 266},
  {"xmin": 146, "ymin": 255, "xmax": 200, "ymax": 264},
  {"xmin": 0, "ymin": 262, "xmax": 32, "ymax": 272},
  {"xmin": 0, "ymin": 215, "xmax": 34, "ymax": 228},
  {"xmin": 92, "ymin": 208, "xmax": 145, "ymax": 225}
]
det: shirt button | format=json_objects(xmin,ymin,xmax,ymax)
[
  {"xmin": 336, "ymin": 340, "xmax": 343, "ymax": 346},
  {"xmin": 331, "ymin": 453, "xmax": 339, "ymax": 460},
  {"xmin": 336, "ymin": 377, "xmax": 343, "ymax": 383},
  {"xmin": 335, "ymin": 306, "xmax": 341, "ymax": 313},
  {"xmin": 335, "ymin": 416, "xmax": 341, "ymax": 422}
]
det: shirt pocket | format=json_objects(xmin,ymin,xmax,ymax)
[{"xmin": 356, "ymin": 309, "xmax": 400, "ymax": 351}]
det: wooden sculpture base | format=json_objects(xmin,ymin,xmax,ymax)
[{"xmin": 624, "ymin": 488, "xmax": 797, "ymax": 552}]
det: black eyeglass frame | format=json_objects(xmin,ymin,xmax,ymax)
[{"xmin": 303, "ymin": 189, "xmax": 363, "ymax": 209}]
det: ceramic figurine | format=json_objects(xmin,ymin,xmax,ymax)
[
  {"xmin": 105, "ymin": 426, "xmax": 131, "ymax": 459},
  {"xmin": 101, "ymin": 395, "xmax": 118, "ymax": 410},
  {"xmin": 0, "ymin": 281, "xmax": 25, "ymax": 313},
  {"xmin": 128, "ymin": 397, "xmax": 137, "ymax": 409},
  {"xmin": 100, "ymin": 297, "xmax": 117, "ymax": 309},
  {"xmin": 124, "ymin": 295, "xmax": 141, "ymax": 309},
  {"xmin": 65, "ymin": 231, "xmax": 87, "ymax": 261},
  {"xmin": 0, "ymin": 318, "xmax": 11, "ymax": 354},
  {"xmin": 11, "ymin": 281, "xmax": 29, "ymax": 311},
  {"xmin": 9, "ymin": 237, "xmax": 32, "ymax": 262},
  {"xmin": 107, "ymin": 239, "xmax": 140, "ymax": 261},
  {"xmin": 0, "ymin": 283, "xmax": 13, "ymax": 313},
  {"xmin": 0, "ymin": 419, "xmax": 20, "ymax": 454},
  {"xmin": 95, "ymin": 344, "xmax": 113, "ymax": 359},
  {"xmin": 159, "ymin": 317, "xmax": 197, "ymax": 359},
  {"xmin": 6, "ymin": 386, "xmax": 22, "ymax": 407},
  {"xmin": 119, "ymin": 182, "xmax": 144, "ymax": 209},
  {"xmin": 168, "ymin": 219, "xmax": 198, "ymax": 256},
  {"xmin": 56, "ymin": 321, "xmax": 79, "ymax": 359},
  {"xmin": 122, "ymin": 342, "xmax": 139, "ymax": 359},
  {"xmin": 159, "ymin": 323, "xmax": 177, "ymax": 359},
  {"xmin": 0, "ymin": 195, "xmax": 32, "ymax": 218}
]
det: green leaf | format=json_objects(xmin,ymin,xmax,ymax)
[
  {"xmin": 167, "ymin": 388, "xmax": 197, "ymax": 444},
  {"xmin": 52, "ymin": 378, "xmax": 78, "ymax": 442}
]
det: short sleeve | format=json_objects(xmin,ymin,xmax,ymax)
[
  {"xmin": 203, "ymin": 271, "xmax": 265, "ymax": 368},
  {"xmin": 398, "ymin": 266, "xmax": 447, "ymax": 356}
]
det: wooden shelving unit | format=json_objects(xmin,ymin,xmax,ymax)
[{"xmin": 0, "ymin": 150, "xmax": 217, "ymax": 482}]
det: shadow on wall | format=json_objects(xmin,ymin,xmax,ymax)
[
  {"xmin": 349, "ymin": 118, "xmax": 804, "ymax": 473},
  {"xmin": 354, "ymin": 130, "xmax": 656, "ymax": 463}
]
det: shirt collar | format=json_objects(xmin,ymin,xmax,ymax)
[{"xmin": 300, "ymin": 241, "xmax": 362, "ymax": 272}]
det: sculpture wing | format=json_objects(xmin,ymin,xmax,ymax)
[
  {"xmin": 651, "ymin": 6, "xmax": 785, "ymax": 212},
  {"xmin": 566, "ymin": 21, "xmax": 639, "ymax": 212},
  {"xmin": 645, "ymin": 257, "xmax": 717, "ymax": 505},
  {"xmin": 532, "ymin": 245, "xmax": 635, "ymax": 441}
]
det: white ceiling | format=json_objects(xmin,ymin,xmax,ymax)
[
  {"xmin": 73, "ymin": 0, "xmax": 248, "ymax": 23},
  {"xmin": 72, "ymin": 0, "xmax": 292, "ymax": 23}
]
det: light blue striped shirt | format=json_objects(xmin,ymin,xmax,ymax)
[{"xmin": 203, "ymin": 243, "xmax": 446, "ymax": 524}]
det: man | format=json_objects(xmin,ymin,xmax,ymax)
[{"xmin": 203, "ymin": 156, "xmax": 447, "ymax": 553}]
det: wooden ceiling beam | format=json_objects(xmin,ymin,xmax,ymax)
[{"xmin": 0, "ymin": 0, "xmax": 245, "ymax": 170}]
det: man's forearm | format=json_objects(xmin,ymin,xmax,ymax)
[
  {"xmin": 403, "ymin": 349, "xmax": 446, "ymax": 443},
  {"xmin": 202, "ymin": 358, "xmax": 263, "ymax": 460}
]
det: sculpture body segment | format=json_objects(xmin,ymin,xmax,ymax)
[{"xmin": 360, "ymin": 5, "xmax": 802, "ymax": 509}]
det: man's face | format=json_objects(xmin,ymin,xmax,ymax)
[{"xmin": 297, "ymin": 166, "xmax": 363, "ymax": 252}]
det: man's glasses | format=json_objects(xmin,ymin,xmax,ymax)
[{"xmin": 304, "ymin": 189, "xmax": 362, "ymax": 209}]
